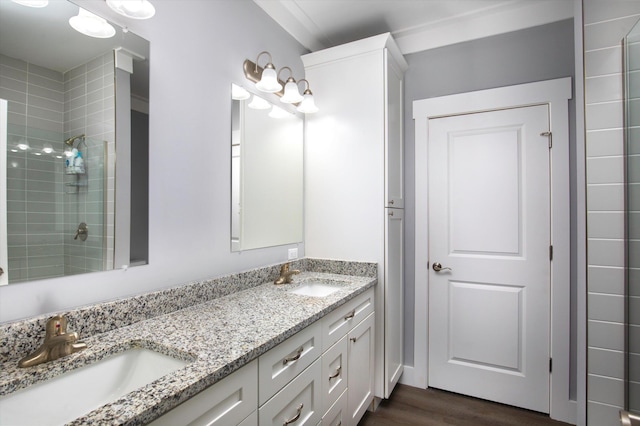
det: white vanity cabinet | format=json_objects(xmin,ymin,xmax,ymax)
[
  {"xmin": 303, "ymin": 33, "xmax": 407, "ymax": 400},
  {"xmin": 149, "ymin": 287, "xmax": 374, "ymax": 426},
  {"xmin": 148, "ymin": 359, "xmax": 258, "ymax": 426}
]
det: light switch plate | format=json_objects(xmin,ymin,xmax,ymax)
[{"xmin": 288, "ymin": 248, "xmax": 298, "ymax": 260}]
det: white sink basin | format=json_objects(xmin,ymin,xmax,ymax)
[
  {"xmin": 0, "ymin": 347, "xmax": 189, "ymax": 425},
  {"xmin": 290, "ymin": 281, "xmax": 343, "ymax": 297}
]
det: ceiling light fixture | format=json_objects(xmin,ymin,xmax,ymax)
[
  {"xmin": 69, "ymin": 7, "xmax": 116, "ymax": 38},
  {"xmin": 106, "ymin": 0, "xmax": 155, "ymax": 19},
  {"xmin": 11, "ymin": 0, "xmax": 48, "ymax": 7}
]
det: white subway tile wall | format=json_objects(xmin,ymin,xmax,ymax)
[{"xmin": 584, "ymin": 0, "xmax": 640, "ymax": 423}]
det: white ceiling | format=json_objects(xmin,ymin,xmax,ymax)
[{"xmin": 253, "ymin": 0, "xmax": 575, "ymax": 54}]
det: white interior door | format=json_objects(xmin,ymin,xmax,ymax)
[
  {"xmin": 0, "ymin": 99, "xmax": 7, "ymax": 286},
  {"xmin": 428, "ymin": 105, "xmax": 551, "ymax": 413}
]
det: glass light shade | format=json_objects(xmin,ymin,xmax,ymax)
[
  {"xmin": 231, "ymin": 84, "xmax": 250, "ymax": 100},
  {"xmin": 17, "ymin": 140, "xmax": 29, "ymax": 150},
  {"xmin": 280, "ymin": 80, "xmax": 304, "ymax": 104},
  {"xmin": 248, "ymin": 95, "xmax": 271, "ymax": 110},
  {"xmin": 297, "ymin": 93, "xmax": 318, "ymax": 114},
  {"xmin": 11, "ymin": 0, "xmax": 48, "ymax": 7},
  {"xmin": 106, "ymin": 0, "xmax": 155, "ymax": 19},
  {"xmin": 255, "ymin": 66, "xmax": 282, "ymax": 93},
  {"xmin": 42, "ymin": 144, "xmax": 54, "ymax": 154},
  {"xmin": 69, "ymin": 8, "xmax": 116, "ymax": 39},
  {"xmin": 269, "ymin": 106, "xmax": 291, "ymax": 119}
]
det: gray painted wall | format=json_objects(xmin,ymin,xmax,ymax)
[
  {"xmin": 0, "ymin": 0, "xmax": 308, "ymax": 322},
  {"xmin": 402, "ymin": 19, "xmax": 576, "ymax": 392}
]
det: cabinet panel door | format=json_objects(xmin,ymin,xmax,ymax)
[
  {"xmin": 385, "ymin": 207, "xmax": 404, "ymax": 397},
  {"xmin": 322, "ymin": 288, "xmax": 374, "ymax": 352},
  {"xmin": 322, "ymin": 389, "xmax": 347, "ymax": 426},
  {"xmin": 259, "ymin": 320, "xmax": 322, "ymax": 405},
  {"xmin": 347, "ymin": 312, "xmax": 375, "ymax": 425},
  {"xmin": 321, "ymin": 335, "xmax": 348, "ymax": 414},
  {"xmin": 385, "ymin": 50, "xmax": 404, "ymax": 209},
  {"xmin": 148, "ymin": 359, "xmax": 257, "ymax": 426},
  {"xmin": 238, "ymin": 410, "xmax": 258, "ymax": 426},
  {"xmin": 259, "ymin": 360, "xmax": 322, "ymax": 426}
]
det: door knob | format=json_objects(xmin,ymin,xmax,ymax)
[{"xmin": 432, "ymin": 262, "xmax": 452, "ymax": 272}]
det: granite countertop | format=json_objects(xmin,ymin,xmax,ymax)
[{"xmin": 0, "ymin": 271, "xmax": 376, "ymax": 425}]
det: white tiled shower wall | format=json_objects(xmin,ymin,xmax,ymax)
[{"xmin": 584, "ymin": 1, "xmax": 640, "ymax": 424}]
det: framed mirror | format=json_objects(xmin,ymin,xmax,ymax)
[
  {"xmin": 0, "ymin": 0, "xmax": 149, "ymax": 285},
  {"xmin": 231, "ymin": 84, "xmax": 303, "ymax": 251}
]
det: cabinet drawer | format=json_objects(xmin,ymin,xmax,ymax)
[
  {"xmin": 259, "ymin": 359, "xmax": 322, "ymax": 426},
  {"xmin": 148, "ymin": 359, "xmax": 257, "ymax": 426},
  {"xmin": 322, "ymin": 389, "xmax": 347, "ymax": 426},
  {"xmin": 238, "ymin": 410, "xmax": 258, "ymax": 426},
  {"xmin": 322, "ymin": 288, "xmax": 374, "ymax": 351},
  {"xmin": 259, "ymin": 320, "xmax": 322, "ymax": 405},
  {"xmin": 321, "ymin": 336, "xmax": 348, "ymax": 415}
]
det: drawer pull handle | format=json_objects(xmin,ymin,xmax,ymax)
[
  {"xmin": 283, "ymin": 347, "xmax": 304, "ymax": 365},
  {"xmin": 329, "ymin": 365, "xmax": 342, "ymax": 381},
  {"xmin": 344, "ymin": 310, "xmax": 356, "ymax": 321},
  {"xmin": 350, "ymin": 337, "xmax": 357, "ymax": 343},
  {"xmin": 283, "ymin": 403, "xmax": 304, "ymax": 425}
]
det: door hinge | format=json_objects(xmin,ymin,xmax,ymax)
[
  {"xmin": 541, "ymin": 131, "xmax": 552, "ymax": 148},
  {"xmin": 549, "ymin": 358, "xmax": 553, "ymax": 373},
  {"xmin": 549, "ymin": 245, "xmax": 553, "ymax": 261}
]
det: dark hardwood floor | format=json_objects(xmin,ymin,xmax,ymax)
[{"xmin": 359, "ymin": 385, "xmax": 572, "ymax": 426}]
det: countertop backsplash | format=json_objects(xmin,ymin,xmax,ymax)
[{"xmin": 0, "ymin": 258, "xmax": 376, "ymax": 365}]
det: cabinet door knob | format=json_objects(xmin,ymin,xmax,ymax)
[
  {"xmin": 350, "ymin": 337, "xmax": 357, "ymax": 343},
  {"xmin": 283, "ymin": 403, "xmax": 304, "ymax": 425}
]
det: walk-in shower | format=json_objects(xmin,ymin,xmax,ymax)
[{"xmin": 623, "ymin": 16, "xmax": 640, "ymax": 426}]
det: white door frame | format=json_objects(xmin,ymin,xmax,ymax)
[{"xmin": 410, "ymin": 78, "xmax": 575, "ymax": 423}]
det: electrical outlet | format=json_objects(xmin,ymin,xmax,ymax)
[{"xmin": 288, "ymin": 248, "xmax": 298, "ymax": 260}]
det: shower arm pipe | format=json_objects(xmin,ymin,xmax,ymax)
[{"xmin": 64, "ymin": 134, "xmax": 86, "ymax": 148}]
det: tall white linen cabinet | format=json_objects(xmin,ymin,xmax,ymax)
[{"xmin": 302, "ymin": 33, "xmax": 407, "ymax": 402}]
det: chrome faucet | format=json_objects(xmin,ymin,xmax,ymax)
[
  {"xmin": 18, "ymin": 315, "xmax": 87, "ymax": 368},
  {"xmin": 274, "ymin": 262, "xmax": 300, "ymax": 284}
]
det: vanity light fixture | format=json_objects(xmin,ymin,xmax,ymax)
[
  {"xmin": 296, "ymin": 79, "xmax": 319, "ymax": 114},
  {"xmin": 253, "ymin": 51, "xmax": 282, "ymax": 93},
  {"xmin": 278, "ymin": 67, "xmax": 304, "ymax": 104},
  {"xmin": 42, "ymin": 144, "xmax": 54, "ymax": 154},
  {"xmin": 243, "ymin": 52, "xmax": 318, "ymax": 113},
  {"xmin": 106, "ymin": 0, "xmax": 155, "ymax": 20},
  {"xmin": 248, "ymin": 95, "xmax": 271, "ymax": 110},
  {"xmin": 11, "ymin": 0, "xmax": 48, "ymax": 7},
  {"xmin": 269, "ymin": 105, "xmax": 292, "ymax": 119},
  {"xmin": 69, "ymin": 7, "xmax": 116, "ymax": 38},
  {"xmin": 231, "ymin": 84, "xmax": 250, "ymax": 101}
]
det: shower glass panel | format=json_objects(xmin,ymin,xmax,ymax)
[
  {"xmin": 624, "ymin": 18, "xmax": 640, "ymax": 416},
  {"xmin": 5, "ymin": 123, "xmax": 110, "ymax": 283}
]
